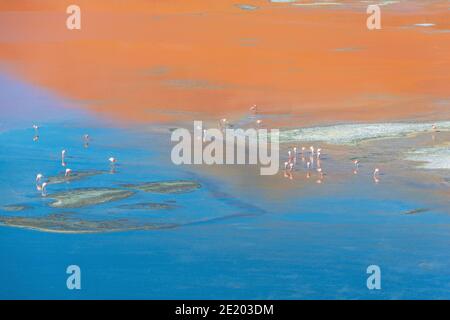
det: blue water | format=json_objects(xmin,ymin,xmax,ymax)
[{"xmin": 1, "ymin": 73, "xmax": 450, "ymax": 299}]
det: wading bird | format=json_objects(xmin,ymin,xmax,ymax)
[
  {"xmin": 41, "ymin": 182, "xmax": 48, "ymax": 197},
  {"xmin": 61, "ymin": 149, "xmax": 67, "ymax": 166}
]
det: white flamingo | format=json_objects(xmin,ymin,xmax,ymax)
[{"xmin": 65, "ymin": 168, "xmax": 72, "ymax": 177}]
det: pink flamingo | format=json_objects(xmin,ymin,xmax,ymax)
[
  {"xmin": 317, "ymin": 167, "xmax": 323, "ymax": 178},
  {"xmin": 83, "ymin": 134, "xmax": 90, "ymax": 147},
  {"xmin": 36, "ymin": 173, "xmax": 44, "ymax": 191},
  {"xmin": 41, "ymin": 182, "xmax": 48, "ymax": 197},
  {"xmin": 353, "ymin": 159, "xmax": 359, "ymax": 174},
  {"xmin": 373, "ymin": 168, "xmax": 380, "ymax": 177},
  {"xmin": 61, "ymin": 149, "xmax": 67, "ymax": 166},
  {"xmin": 65, "ymin": 168, "xmax": 72, "ymax": 177},
  {"xmin": 373, "ymin": 168, "xmax": 380, "ymax": 183},
  {"xmin": 288, "ymin": 162, "xmax": 294, "ymax": 171},
  {"xmin": 36, "ymin": 173, "xmax": 43, "ymax": 184}
]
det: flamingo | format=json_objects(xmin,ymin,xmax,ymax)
[
  {"xmin": 353, "ymin": 159, "xmax": 359, "ymax": 174},
  {"xmin": 373, "ymin": 168, "xmax": 380, "ymax": 177},
  {"xmin": 306, "ymin": 161, "xmax": 311, "ymax": 170},
  {"xmin": 109, "ymin": 157, "xmax": 117, "ymax": 164},
  {"xmin": 284, "ymin": 161, "xmax": 289, "ymax": 170},
  {"xmin": 289, "ymin": 162, "xmax": 294, "ymax": 171},
  {"xmin": 317, "ymin": 167, "xmax": 324, "ymax": 179},
  {"xmin": 36, "ymin": 174, "xmax": 44, "ymax": 191},
  {"xmin": 41, "ymin": 182, "xmax": 48, "ymax": 197},
  {"xmin": 256, "ymin": 119, "xmax": 262, "ymax": 126},
  {"xmin": 250, "ymin": 104, "xmax": 257, "ymax": 114},
  {"xmin": 65, "ymin": 168, "xmax": 72, "ymax": 177},
  {"xmin": 310, "ymin": 146, "xmax": 315, "ymax": 156},
  {"xmin": 61, "ymin": 149, "xmax": 67, "ymax": 166},
  {"xmin": 36, "ymin": 173, "xmax": 43, "ymax": 184}
]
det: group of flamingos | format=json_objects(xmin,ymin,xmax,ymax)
[
  {"xmin": 33, "ymin": 126, "xmax": 117, "ymax": 197},
  {"xmin": 31, "ymin": 104, "xmax": 386, "ymax": 196},
  {"xmin": 281, "ymin": 145, "xmax": 380, "ymax": 184}
]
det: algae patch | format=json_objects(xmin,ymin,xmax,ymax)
[
  {"xmin": 403, "ymin": 208, "xmax": 430, "ymax": 215},
  {"xmin": 1, "ymin": 204, "xmax": 31, "ymax": 212},
  {"xmin": 47, "ymin": 170, "xmax": 106, "ymax": 184},
  {"xmin": 122, "ymin": 180, "xmax": 201, "ymax": 194},
  {"xmin": 0, "ymin": 215, "xmax": 177, "ymax": 234},
  {"xmin": 117, "ymin": 202, "xmax": 177, "ymax": 211},
  {"xmin": 48, "ymin": 188, "xmax": 135, "ymax": 208}
]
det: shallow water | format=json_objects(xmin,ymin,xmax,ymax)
[
  {"xmin": 278, "ymin": 121, "xmax": 450, "ymax": 145},
  {"xmin": 1, "ymin": 73, "xmax": 450, "ymax": 299}
]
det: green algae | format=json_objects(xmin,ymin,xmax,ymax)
[
  {"xmin": 0, "ymin": 215, "xmax": 177, "ymax": 234},
  {"xmin": 1, "ymin": 204, "xmax": 31, "ymax": 212},
  {"xmin": 47, "ymin": 170, "xmax": 107, "ymax": 184},
  {"xmin": 122, "ymin": 180, "xmax": 201, "ymax": 194},
  {"xmin": 117, "ymin": 202, "xmax": 177, "ymax": 211},
  {"xmin": 403, "ymin": 208, "xmax": 430, "ymax": 215},
  {"xmin": 48, "ymin": 188, "xmax": 135, "ymax": 208}
]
